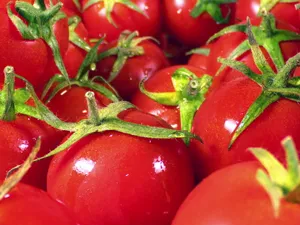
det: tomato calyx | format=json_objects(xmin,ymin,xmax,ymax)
[
  {"xmin": 7, "ymin": 0, "xmax": 70, "ymax": 83},
  {"xmin": 83, "ymin": 0, "xmax": 148, "ymax": 27},
  {"xmin": 68, "ymin": 16, "xmax": 91, "ymax": 52},
  {"xmin": 42, "ymin": 38, "xmax": 120, "ymax": 103},
  {"xmin": 258, "ymin": 0, "xmax": 299, "ymax": 16},
  {"xmin": 24, "ymin": 84, "xmax": 201, "ymax": 162},
  {"xmin": 191, "ymin": 0, "xmax": 236, "ymax": 24},
  {"xmin": 0, "ymin": 66, "xmax": 42, "ymax": 122},
  {"xmin": 97, "ymin": 31, "xmax": 158, "ymax": 82},
  {"xmin": 140, "ymin": 68, "xmax": 212, "ymax": 144},
  {"xmin": 186, "ymin": 47, "xmax": 210, "ymax": 56},
  {"xmin": 249, "ymin": 136, "xmax": 300, "ymax": 217},
  {"xmin": 208, "ymin": 13, "xmax": 300, "ymax": 74},
  {"xmin": 0, "ymin": 138, "xmax": 41, "ymax": 201},
  {"xmin": 219, "ymin": 20, "xmax": 300, "ymax": 149}
]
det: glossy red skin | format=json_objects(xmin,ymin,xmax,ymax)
[
  {"xmin": 0, "ymin": 182, "xmax": 80, "ymax": 225},
  {"xmin": 91, "ymin": 40, "xmax": 169, "ymax": 100},
  {"xmin": 236, "ymin": 0, "xmax": 300, "ymax": 31},
  {"xmin": 0, "ymin": 115, "xmax": 66, "ymax": 189},
  {"xmin": 82, "ymin": 0, "xmax": 162, "ymax": 42},
  {"xmin": 47, "ymin": 109, "xmax": 195, "ymax": 225},
  {"xmin": 46, "ymin": 86, "xmax": 112, "ymax": 122},
  {"xmin": 132, "ymin": 65, "xmax": 209, "ymax": 130},
  {"xmin": 0, "ymin": 5, "xmax": 69, "ymax": 90},
  {"xmin": 188, "ymin": 44, "xmax": 213, "ymax": 75},
  {"xmin": 173, "ymin": 161, "xmax": 300, "ymax": 225},
  {"xmin": 208, "ymin": 18, "xmax": 300, "ymax": 88},
  {"xmin": 190, "ymin": 77, "xmax": 300, "ymax": 180},
  {"xmin": 163, "ymin": 0, "xmax": 236, "ymax": 47}
]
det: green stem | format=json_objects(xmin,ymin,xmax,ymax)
[
  {"xmin": 1, "ymin": 66, "xmax": 16, "ymax": 121},
  {"xmin": 86, "ymin": 91, "xmax": 101, "ymax": 124}
]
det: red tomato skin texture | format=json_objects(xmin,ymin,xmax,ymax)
[
  {"xmin": 163, "ymin": 0, "xmax": 236, "ymax": 47},
  {"xmin": 191, "ymin": 78, "xmax": 300, "ymax": 180},
  {"xmin": 0, "ymin": 182, "xmax": 80, "ymax": 225},
  {"xmin": 46, "ymin": 86, "xmax": 112, "ymax": 122},
  {"xmin": 188, "ymin": 44, "xmax": 213, "ymax": 75},
  {"xmin": 82, "ymin": 0, "xmax": 162, "ymax": 42},
  {"xmin": 92, "ymin": 40, "xmax": 169, "ymax": 100},
  {"xmin": 47, "ymin": 110, "xmax": 195, "ymax": 225},
  {"xmin": 131, "ymin": 65, "xmax": 208, "ymax": 130},
  {"xmin": 0, "ymin": 115, "xmax": 66, "ymax": 189},
  {"xmin": 236, "ymin": 0, "xmax": 300, "ymax": 31},
  {"xmin": 0, "ymin": 9, "xmax": 48, "ymax": 88},
  {"xmin": 208, "ymin": 18, "xmax": 300, "ymax": 81},
  {"xmin": 172, "ymin": 161, "xmax": 300, "ymax": 225}
]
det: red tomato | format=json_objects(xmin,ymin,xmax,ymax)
[
  {"xmin": 46, "ymin": 86, "xmax": 112, "ymax": 122},
  {"xmin": 172, "ymin": 161, "xmax": 300, "ymax": 225},
  {"xmin": 236, "ymin": 0, "xmax": 300, "ymax": 31},
  {"xmin": 190, "ymin": 77, "xmax": 300, "ymax": 179},
  {"xmin": 0, "ymin": 3, "xmax": 69, "ymax": 90},
  {"xmin": 208, "ymin": 18, "xmax": 300, "ymax": 88},
  {"xmin": 188, "ymin": 44, "xmax": 213, "ymax": 74},
  {"xmin": 131, "ymin": 65, "xmax": 209, "ymax": 130},
  {"xmin": 0, "ymin": 115, "xmax": 66, "ymax": 189},
  {"xmin": 163, "ymin": 0, "xmax": 236, "ymax": 46},
  {"xmin": 47, "ymin": 109, "xmax": 195, "ymax": 225},
  {"xmin": 91, "ymin": 39, "xmax": 169, "ymax": 100},
  {"xmin": 82, "ymin": 0, "xmax": 162, "ymax": 42},
  {"xmin": 0, "ymin": 182, "xmax": 80, "ymax": 225}
]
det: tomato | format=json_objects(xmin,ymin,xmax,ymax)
[
  {"xmin": 47, "ymin": 109, "xmax": 195, "ymax": 225},
  {"xmin": 0, "ymin": 182, "xmax": 80, "ymax": 224},
  {"xmin": 82, "ymin": 0, "xmax": 162, "ymax": 42},
  {"xmin": 163, "ymin": 0, "xmax": 236, "ymax": 46},
  {"xmin": 46, "ymin": 86, "xmax": 112, "ymax": 122},
  {"xmin": 208, "ymin": 17, "xmax": 300, "ymax": 87},
  {"xmin": 172, "ymin": 161, "xmax": 300, "ymax": 225},
  {"xmin": 236, "ymin": 0, "xmax": 300, "ymax": 31},
  {"xmin": 91, "ymin": 39, "xmax": 169, "ymax": 100},
  {"xmin": 187, "ymin": 44, "xmax": 213, "ymax": 74},
  {"xmin": 0, "ymin": 2, "xmax": 69, "ymax": 91},
  {"xmin": 131, "ymin": 65, "xmax": 210, "ymax": 130},
  {"xmin": 0, "ymin": 114, "xmax": 66, "ymax": 189},
  {"xmin": 190, "ymin": 77, "xmax": 300, "ymax": 179}
]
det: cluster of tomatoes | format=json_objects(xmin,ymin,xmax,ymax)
[{"xmin": 1, "ymin": 0, "xmax": 300, "ymax": 225}]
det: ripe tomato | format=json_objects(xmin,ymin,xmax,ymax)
[
  {"xmin": 92, "ymin": 39, "xmax": 169, "ymax": 100},
  {"xmin": 0, "ymin": 2, "xmax": 69, "ymax": 90},
  {"xmin": 131, "ymin": 65, "xmax": 210, "ymax": 130},
  {"xmin": 236, "ymin": 0, "xmax": 300, "ymax": 31},
  {"xmin": 172, "ymin": 161, "xmax": 300, "ymax": 225},
  {"xmin": 47, "ymin": 109, "xmax": 195, "ymax": 225},
  {"xmin": 163, "ymin": 0, "xmax": 236, "ymax": 46},
  {"xmin": 82, "ymin": 0, "xmax": 162, "ymax": 42},
  {"xmin": 0, "ymin": 114, "xmax": 66, "ymax": 189},
  {"xmin": 208, "ymin": 17, "xmax": 300, "ymax": 84},
  {"xmin": 46, "ymin": 86, "xmax": 112, "ymax": 122},
  {"xmin": 0, "ymin": 182, "xmax": 80, "ymax": 224},
  {"xmin": 190, "ymin": 77, "xmax": 300, "ymax": 179},
  {"xmin": 187, "ymin": 44, "xmax": 213, "ymax": 74}
]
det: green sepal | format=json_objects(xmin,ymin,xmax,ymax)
[
  {"xmin": 0, "ymin": 138, "xmax": 41, "ymax": 201},
  {"xmin": 249, "ymin": 136, "xmax": 300, "ymax": 217},
  {"xmin": 190, "ymin": 0, "xmax": 236, "ymax": 24},
  {"xmin": 7, "ymin": 0, "xmax": 71, "ymax": 84},
  {"xmin": 68, "ymin": 16, "xmax": 91, "ymax": 52},
  {"xmin": 83, "ymin": 0, "xmax": 148, "ymax": 27},
  {"xmin": 220, "ymin": 20, "xmax": 300, "ymax": 149},
  {"xmin": 140, "ymin": 68, "xmax": 212, "ymax": 144},
  {"xmin": 42, "ymin": 37, "xmax": 120, "ymax": 103},
  {"xmin": 186, "ymin": 47, "xmax": 210, "ymax": 56},
  {"xmin": 26, "ymin": 89, "xmax": 201, "ymax": 161},
  {"xmin": 208, "ymin": 13, "xmax": 300, "ymax": 74},
  {"xmin": 258, "ymin": 0, "xmax": 298, "ymax": 16},
  {"xmin": 97, "ymin": 31, "xmax": 158, "ymax": 82}
]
